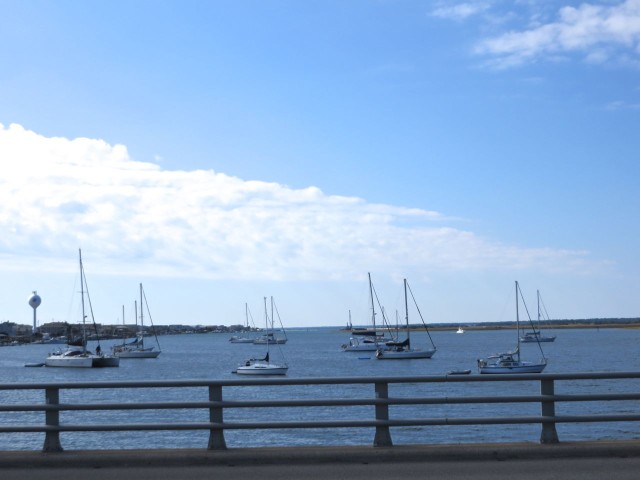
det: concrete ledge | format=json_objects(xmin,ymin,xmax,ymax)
[{"xmin": 1, "ymin": 441, "xmax": 640, "ymax": 469}]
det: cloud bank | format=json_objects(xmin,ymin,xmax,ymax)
[{"xmin": 0, "ymin": 124, "xmax": 589, "ymax": 280}]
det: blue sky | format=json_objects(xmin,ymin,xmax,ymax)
[{"xmin": 1, "ymin": 0, "xmax": 639, "ymax": 328}]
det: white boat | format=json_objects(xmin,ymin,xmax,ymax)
[
  {"xmin": 342, "ymin": 334, "xmax": 394, "ymax": 352},
  {"xmin": 234, "ymin": 351, "xmax": 289, "ymax": 375},
  {"xmin": 112, "ymin": 284, "xmax": 161, "ymax": 359},
  {"xmin": 521, "ymin": 330, "xmax": 556, "ymax": 343},
  {"xmin": 235, "ymin": 297, "xmax": 288, "ymax": 375},
  {"xmin": 477, "ymin": 281, "xmax": 547, "ymax": 374},
  {"xmin": 520, "ymin": 290, "xmax": 556, "ymax": 343},
  {"xmin": 45, "ymin": 347, "xmax": 94, "ymax": 368},
  {"xmin": 253, "ymin": 298, "xmax": 288, "ymax": 344},
  {"xmin": 230, "ymin": 303, "xmax": 256, "ymax": 343},
  {"xmin": 342, "ymin": 274, "xmax": 396, "ymax": 352},
  {"xmin": 375, "ymin": 278, "xmax": 437, "ymax": 360},
  {"xmin": 45, "ymin": 249, "xmax": 119, "ymax": 368},
  {"xmin": 456, "ymin": 326, "xmax": 465, "ymax": 334}
]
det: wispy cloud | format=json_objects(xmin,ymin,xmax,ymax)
[
  {"xmin": 0, "ymin": 124, "xmax": 591, "ymax": 280},
  {"xmin": 431, "ymin": 2, "xmax": 490, "ymax": 21},
  {"xmin": 474, "ymin": 0, "xmax": 640, "ymax": 68}
]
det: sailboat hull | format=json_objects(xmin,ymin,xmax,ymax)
[
  {"xmin": 115, "ymin": 349, "xmax": 161, "ymax": 358},
  {"xmin": 45, "ymin": 351, "xmax": 94, "ymax": 368},
  {"xmin": 92, "ymin": 355, "xmax": 120, "ymax": 367},
  {"xmin": 235, "ymin": 363, "xmax": 288, "ymax": 375},
  {"xmin": 478, "ymin": 362, "xmax": 547, "ymax": 374},
  {"xmin": 376, "ymin": 348, "xmax": 436, "ymax": 359}
]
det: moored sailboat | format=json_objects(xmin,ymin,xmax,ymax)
[
  {"xmin": 375, "ymin": 278, "xmax": 437, "ymax": 360},
  {"xmin": 341, "ymin": 273, "xmax": 395, "ymax": 352},
  {"xmin": 45, "ymin": 249, "xmax": 119, "ymax": 368},
  {"xmin": 235, "ymin": 297, "xmax": 288, "ymax": 375},
  {"xmin": 520, "ymin": 290, "xmax": 556, "ymax": 343},
  {"xmin": 229, "ymin": 303, "xmax": 256, "ymax": 343},
  {"xmin": 477, "ymin": 281, "xmax": 547, "ymax": 374},
  {"xmin": 112, "ymin": 284, "xmax": 161, "ymax": 359}
]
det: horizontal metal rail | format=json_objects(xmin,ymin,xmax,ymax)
[{"xmin": 0, "ymin": 371, "xmax": 639, "ymax": 452}]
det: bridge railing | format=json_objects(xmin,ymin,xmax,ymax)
[{"xmin": 1, "ymin": 371, "xmax": 640, "ymax": 452}]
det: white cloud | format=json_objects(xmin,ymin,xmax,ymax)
[
  {"xmin": 474, "ymin": 0, "xmax": 640, "ymax": 67},
  {"xmin": 431, "ymin": 2, "xmax": 490, "ymax": 21},
  {"xmin": 0, "ymin": 123, "xmax": 590, "ymax": 280}
]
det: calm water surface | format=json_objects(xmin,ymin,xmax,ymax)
[{"xmin": 1, "ymin": 327, "xmax": 639, "ymax": 450}]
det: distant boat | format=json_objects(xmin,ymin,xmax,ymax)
[
  {"xmin": 477, "ymin": 281, "xmax": 547, "ymax": 374},
  {"xmin": 375, "ymin": 278, "xmax": 436, "ymax": 360},
  {"xmin": 235, "ymin": 297, "xmax": 288, "ymax": 375},
  {"xmin": 342, "ymin": 273, "xmax": 395, "ymax": 352},
  {"xmin": 112, "ymin": 284, "xmax": 161, "ymax": 359},
  {"xmin": 229, "ymin": 303, "xmax": 256, "ymax": 343},
  {"xmin": 520, "ymin": 290, "xmax": 556, "ymax": 343},
  {"xmin": 45, "ymin": 249, "xmax": 119, "ymax": 368},
  {"xmin": 456, "ymin": 326, "xmax": 465, "ymax": 334},
  {"xmin": 253, "ymin": 297, "xmax": 288, "ymax": 344}
]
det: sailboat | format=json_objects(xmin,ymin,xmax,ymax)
[
  {"xmin": 456, "ymin": 326, "xmax": 465, "ymax": 334},
  {"xmin": 253, "ymin": 297, "xmax": 288, "ymax": 344},
  {"xmin": 520, "ymin": 290, "xmax": 556, "ymax": 343},
  {"xmin": 375, "ymin": 278, "xmax": 437, "ymax": 360},
  {"xmin": 111, "ymin": 284, "xmax": 161, "ymax": 358},
  {"xmin": 45, "ymin": 249, "xmax": 119, "ymax": 368},
  {"xmin": 477, "ymin": 281, "xmax": 547, "ymax": 374},
  {"xmin": 341, "ymin": 273, "xmax": 395, "ymax": 352},
  {"xmin": 229, "ymin": 303, "xmax": 256, "ymax": 343},
  {"xmin": 235, "ymin": 297, "xmax": 288, "ymax": 375}
]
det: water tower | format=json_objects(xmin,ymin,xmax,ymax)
[{"xmin": 28, "ymin": 291, "xmax": 42, "ymax": 334}]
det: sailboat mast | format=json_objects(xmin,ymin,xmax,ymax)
[
  {"xmin": 139, "ymin": 283, "xmax": 144, "ymax": 329},
  {"xmin": 404, "ymin": 278, "xmax": 410, "ymax": 343},
  {"xmin": 139, "ymin": 283, "xmax": 145, "ymax": 347},
  {"xmin": 537, "ymin": 289, "xmax": 541, "ymax": 324},
  {"xmin": 79, "ymin": 248, "xmax": 87, "ymax": 353},
  {"xmin": 515, "ymin": 280, "xmax": 520, "ymax": 361},
  {"xmin": 368, "ymin": 272, "xmax": 376, "ymax": 331},
  {"xmin": 264, "ymin": 296, "xmax": 270, "ymax": 356}
]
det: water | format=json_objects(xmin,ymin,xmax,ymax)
[{"xmin": 1, "ymin": 327, "xmax": 639, "ymax": 450}]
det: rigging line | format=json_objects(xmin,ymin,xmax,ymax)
[
  {"xmin": 539, "ymin": 293, "xmax": 552, "ymax": 322},
  {"xmin": 272, "ymin": 298, "xmax": 288, "ymax": 340},
  {"xmin": 246, "ymin": 304, "xmax": 257, "ymax": 329},
  {"xmin": 517, "ymin": 283, "xmax": 546, "ymax": 358},
  {"xmin": 141, "ymin": 286, "xmax": 161, "ymax": 350},
  {"xmin": 81, "ymin": 263, "xmax": 101, "ymax": 350},
  {"xmin": 405, "ymin": 281, "xmax": 436, "ymax": 348},
  {"xmin": 371, "ymin": 282, "xmax": 394, "ymax": 337}
]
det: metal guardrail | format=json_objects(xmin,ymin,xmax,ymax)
[{"xmin": 1, "ymin": 371, "xmax": 640, "ymax": 452}]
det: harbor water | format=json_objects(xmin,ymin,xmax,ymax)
[{"xmin": 1, "ymin": 327, "xmax": 639, "ymax": 450}]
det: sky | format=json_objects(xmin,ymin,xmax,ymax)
[{"xmin": 1, "ymin": 0, "xmax": 639, "ymax": 329}]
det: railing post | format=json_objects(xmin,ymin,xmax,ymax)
[
  {"xmin": 373, "ymin": 381, "xmax": 393, "ymax": 447},
  {"xmin": 207, "ymin": 385, "xmax": 227, "ymax": 450},
  {"xmin": 540, "ymin": 378, "xmax": 559, "ymax": 444},
  {"xmin": 43, "ymin": 387, "xmax": 63, "ymax": 452}
]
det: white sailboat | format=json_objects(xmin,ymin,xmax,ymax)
[
  {"xmin": 235, "ymin": 297, "xmax": 288, "ymax": 375},
  {"xmin": 229, "ymin": 303, "xmax": 256, "ymax": 343},
  {"xmin": 253, "ymin": 297, "xmax": 288, "ymax": 344},
  {"xmin": 375, "ymin": 278, "xmax": 437, "ymax": 360},
  {"xmin": 477, "ymin": 281, "xmax": 547, "ymax": 374},
  {"xmin": 112, "ymin": 284, "xmax": 161, "ymax": 358},
  {"xmin": 520, "ymin": 290, "xmax": 556, "ymax": 343},
  {"xmin": 456, "ymin": 326, "xmax": 465, "ymax": 334},
  {"xmin": 45, "ymin": 249, "xmax": 119, "ymax": 368},
  {"xmin": 342, "ymin": 273, "xmax": 395, "ymax": 352}
]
